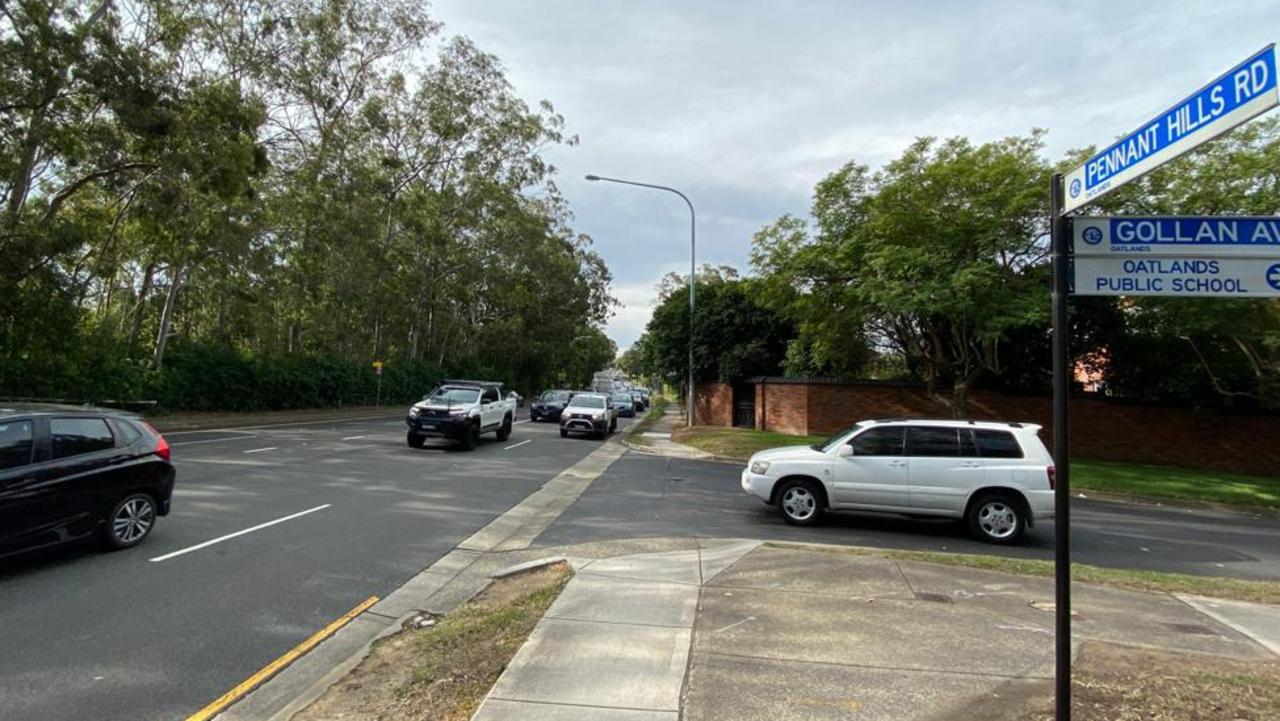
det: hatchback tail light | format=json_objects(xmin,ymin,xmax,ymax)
[
  {"xmin": 143, "ymin": 421, "xmax": 171, "ymax": 462},
  {"xmin": 1046, "ymin": 465, "xmax": 1056, "ymax": 490}
]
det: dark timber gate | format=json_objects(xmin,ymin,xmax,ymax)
[{"xmin": 732, "ymin": 383, "xmax": 755, "ymax": 428}]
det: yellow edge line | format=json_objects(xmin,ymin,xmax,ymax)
[{"xmin": 184, "ymin": 595, "xmax": 380, "ymax": 721}]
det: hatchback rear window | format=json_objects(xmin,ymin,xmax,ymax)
[
  {"xmin": 50, "ymin": 418, "xmax": 115, "ymax": 459},
  {"xmin": 0, "ymin": 420, "xmax": 33, "ymax": 469},
  {"xmin": 973, "ymin": 430, "xmax": 1024, "ymax": 459}
]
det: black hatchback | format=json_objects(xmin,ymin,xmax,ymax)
[{"xmin": 0, "ymin": 404, "xmax": 175, "ymax": 559}]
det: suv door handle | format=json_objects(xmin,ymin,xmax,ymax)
[
  {"xmin": 888, "ymin": 461, "xmax": 907, "ymax": 468},
  {"xmin": 962, "ymin": 461, "xmax": 982, "ymax": 468}
]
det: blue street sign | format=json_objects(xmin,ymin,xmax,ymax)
[
  {"xmin": 1064, "ymin": 45, "xmax": 1278, "ymax": 213},
  {"xmin": 1073, "ymin": 216, "xmax": 1280, "ymax": 257},
  {"xmin": 1075, "ymin": 256, "xmax": 1280, "ymax": 297}
]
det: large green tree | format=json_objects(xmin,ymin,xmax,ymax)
[{"xmin": 753, "ymin": 132, "xmax": 1052, "ymax": 415}]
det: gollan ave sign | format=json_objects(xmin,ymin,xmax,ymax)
[{"xmin": 1063, "ymin": 44, "xmax": 1278, "ymax": 213}]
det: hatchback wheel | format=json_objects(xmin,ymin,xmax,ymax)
[
  {"xmin": 104, "ymin": 493, "xmax": 156, "ymax": 550},
  {"xmin": 967, "ymin": 493, "xmax": 1026, "ymax": 544},
  {"xmin": 778, "ymin": 479, "xmax": 823, "ymax": 526}
]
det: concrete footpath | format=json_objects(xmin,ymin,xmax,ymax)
[{"xmin": 471, "ymin": 540, "xmax": 1280, "ymax": 721}]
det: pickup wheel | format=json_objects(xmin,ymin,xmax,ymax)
[
  {"xmin": 459, "ymin": 422, "xmax": 479, "ymax": 451},
  {"xmin": 407, "ymin": 432, "xmax": 425, "ymax": 449},
  {"xmin": 496, "ymin": 415, "xmax": 512, "ymax": 441}
]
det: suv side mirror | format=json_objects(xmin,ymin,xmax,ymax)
[{"xmin": 836, "ymin": 444, "xmax": 854, "ymax": 458}]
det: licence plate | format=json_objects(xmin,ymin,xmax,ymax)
[{"xmin": 421, "ymin": 423, "xmax": 436, "ymax": 430}]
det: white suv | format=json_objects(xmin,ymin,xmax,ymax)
[{"xmin": 740, "ymin": 419, "xmax": 1055, "ymax": 544}]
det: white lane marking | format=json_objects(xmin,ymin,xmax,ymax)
[
  {"xmin": 162, "ymin": 414, "xmax": 403, "ymax": 436},
  {"xmin": 148, "ymin": 504, "xmax": 331, "ymax": 562},
  {"xmin": 171, "ymin": 434, "xmax": 260, "ymax": 447},
  {"xmin": 513, "ymin": 419, "xmax": 530, "ymax": 425},
  {"xmin": 243, "ymin": 446, "xmax": 277, "ymax": 454},
  {"xmin": 341, "ymin": 435, "xmax": 367, "ymax": 441},
  {"xmin": 504, "ymin": 440, "xmax": 532, "ymax": 451}
]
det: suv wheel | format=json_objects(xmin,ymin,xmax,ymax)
[
  {"xmin": 496, "ymin": 415, "xmax": 513, "ymax": 441},
  {"xmin": 967, "ymin": 493, "xmax": 1026, "ymax": 545},
  {"xmin": 103, "ymin": 493, "xmax": 156, "ymax": 550},
  {"xmin": 560, "ymin": 427, "xmax": 568, "ymax": 438},
  {"xmin": 778, "ymin": 479, "xmax": 823, "ymax": 526},
  {"xmin": 407, "ymin": 432, "xmax": 425, "ymax": 449}
]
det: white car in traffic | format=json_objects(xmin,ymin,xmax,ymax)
[{"xmin": 741, "ymin": 419, "xmax": 1055, "ymax": 544}]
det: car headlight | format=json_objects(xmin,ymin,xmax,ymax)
[
  {"xmin": 448, "ymin": 407, "xmax": 468, "ymax": 415},
  {"xmin": 750, "ymin": 460, "xmax": 771, "ymax": 475},
  {"xmin": 409, "ymin": 407, "xmax": 421, "ymax": 418}
]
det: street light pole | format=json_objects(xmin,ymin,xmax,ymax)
[{"xmin": 585, "ymin": 174, "xmax": 696, "ymax": 428}]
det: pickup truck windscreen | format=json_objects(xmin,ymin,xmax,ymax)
[{"xmin": 430, "ymin": 388, "xmax": 480, "ymax": 404}]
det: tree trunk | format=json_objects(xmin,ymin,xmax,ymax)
[
  {"xmin": 152, "ymin": 266, "xmax": 185, "ymax": 370},
  {"xmin": 127, "ymin": 262, "xmax": 156, "ymax": 352}
]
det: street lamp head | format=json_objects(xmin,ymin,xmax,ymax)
[{"xmin": 584, "ymin": 174, "xmax": 600, "ymax": 181}]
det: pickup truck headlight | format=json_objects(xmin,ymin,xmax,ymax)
[
  {"xmin": 409, "ymin": 407, "xmax": 421, "ymax": 418},
  {"xmin": 750, "ymin": 460, "xmax": 771, "ymax": 475}
]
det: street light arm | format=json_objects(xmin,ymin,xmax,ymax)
[{"xmin": 584, "ymin": 175, "xmax": 695, "ymax": 220}]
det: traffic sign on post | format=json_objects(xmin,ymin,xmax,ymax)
[
  {"xmin": 1074, "ymin": 256, "xmax": 1280, "ymax": 297},
  {"xmin": 1063, "ymin": 45, "xmax": 1277, "ymax": 213},
  {"xmin": 1074, "ymin": 216, "xmax": 1280, "ymax": 256}
]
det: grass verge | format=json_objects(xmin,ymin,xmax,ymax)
[
  {"xmin": 1073, "ymin": 458, "xmax": 1280, "ymax": 511},
  {"xmin": 671, "ymin": 425, "xmax": 826, "ymax": 459},
  {"xmin": 767, "ymin": 542, "xmax": 1280, "ymax": 605},
  {"xmin": 1025, "ymin": 642, "xmax": 1280, "ymax": 721},
  {"xmin": 295, "ymin": 563, "xmax": 571, "ymax": 721},
  {"xmin": 627, "ymin": 396, "xmax": 671, "ymax": 445}
]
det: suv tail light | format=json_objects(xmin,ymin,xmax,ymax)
[
  {"xmin": 143, "ymin": 421, "xmax": 171, "ymax": 462},
  {"xmin": 1046, "ymin": 465, "xmax": 1056, "ymax": 490}
]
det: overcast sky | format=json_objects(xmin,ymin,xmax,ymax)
[{"xmin": 431, "ymin": 0, "xmax": 1278, "ymax": 350}]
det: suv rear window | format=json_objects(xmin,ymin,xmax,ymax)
[
  {"xmin": 973, "ymin": 429, "xmax": 1024, "ymax": 458},
  {"xmin": 50, "ymin": 418, "xmax": 115, "ymax": 459},
  {"xmin": 0, "ymin": 420, "xmax": 34, "ymax": 469}
]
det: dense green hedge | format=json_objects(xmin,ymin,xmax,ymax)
[{"xmin": 0, "ymin": 341, "xmax": 496, "ymax": 412}]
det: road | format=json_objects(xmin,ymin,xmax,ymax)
[
  {"xmin": 536, "ymin": 453, "xmax": 1280, "ymax": 581},
  {"xmin": 0, "ymin": 409, "xmax": 619, "ymax": 721},
  {"xmin": 1, "ymin": 415, "xmax": 1276, "ymax": 721}
]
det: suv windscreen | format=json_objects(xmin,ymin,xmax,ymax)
[
  {"xmin": 973, "ymin": 429, "xmax": 1024, "ymax": 458},
  {"xmin": 568, "ymin": 396, "xmax": 606, "ymax": 409},
  {"xmin": 906, "ymin": 426, "xmax": 961, "ymax": 456},
  {"xmin": 813, "ymin": 422, "xmax": 865, "ymax": 452},
  {"xmin": 849, "ymin": 426, "xmax": 905, "ymax": 456},
  {"xmin": 430, "ymin": 388, "xmax": 480, "ymax": 404},
  {"xmin": 0, "ymin": 419, "xmax": 34, "ymax": 469},
  {"xmin": 50, "ymin": 417, "xmax": 115, "ymax": 459}
]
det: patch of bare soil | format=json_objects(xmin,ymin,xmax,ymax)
[
  {"xmin": 294, "ymin": 563, "xmax": 571, "ymax": 721},
  {"xmin": 1007, "ymin": 642, "xmax": 1280, "ymax": 721}
]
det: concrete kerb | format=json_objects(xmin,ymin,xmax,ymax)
[{"xmin": 213, "ymin": 427, "xmax": 634, "ymax": 721}]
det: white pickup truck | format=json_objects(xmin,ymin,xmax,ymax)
[{"xmin": 406, "ymin": 380, "xmax": 517, "ymax": 451}]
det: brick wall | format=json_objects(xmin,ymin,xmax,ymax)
[
  {"xmin": 755, "ymin": 382, "xmax": 808, "ymax": 435},
  {"xmin": 700, "ymin": 380, "xmax": 1280, "ymax": 476},
  {"xmin": 694, "ymin": 382, "xmax": 733, "ymax": 426}
]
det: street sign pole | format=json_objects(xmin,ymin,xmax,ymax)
[{"xmin": 1049, "ymin": 172, "xmax": 1071, "ymax": 721}]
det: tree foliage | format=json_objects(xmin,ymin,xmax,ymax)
[{"xmin": 0, "ymin": 0, "xmax": 613, "ymax": 407}]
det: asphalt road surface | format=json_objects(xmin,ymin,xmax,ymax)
[
  {"xmin": 0, "ymin": 409, "xmax": 623, "ymax": 721},
  {"xmin": 3, "ymin": 416, "xmax": 1277, "ymax": 721},
  {"xmin": 537, "ymin": 453, "xmax": 1280, "ymax": 581}
]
